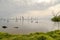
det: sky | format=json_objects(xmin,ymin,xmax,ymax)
[{"xmin": 0, "ymin": 0, "xmax": 60, "ymax": 18}]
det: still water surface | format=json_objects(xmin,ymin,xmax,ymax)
[{"xmin": 0, "ymin": 17, "xmax": 60, "ymax": 34}]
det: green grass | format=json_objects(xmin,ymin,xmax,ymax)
[{"xmin": 0, "ymin": 30, "xmax": 60, "ymax": 40}]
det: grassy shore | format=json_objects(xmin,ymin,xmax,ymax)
[{"xmin": 0, "ymin": 30, "xmax": 60, "ymax": 40}]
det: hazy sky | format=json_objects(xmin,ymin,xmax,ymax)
[{"xmin": 0, "ymin": 0, "xmax": 60, "ymax": 17}]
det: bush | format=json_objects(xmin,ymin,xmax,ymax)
[{"xmin": 51, "ymin": 15, "xmax": 60, "ymax": 22}]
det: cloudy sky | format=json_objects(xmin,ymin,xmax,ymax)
[{"xmin": 0, "ymin": 0, "xmax": 60, "ymax": 18}]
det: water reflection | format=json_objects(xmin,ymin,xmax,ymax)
[
  {"xmin": 0, "ymin": 17, "xmax": 39, "ymax": 24},
  {"xmin": 53, "ymin": 22, "xmax": 60, "ymax": 30},
  {"xmin": 0, "ymin": 17, "xmax": 60, "ymax": 34}
]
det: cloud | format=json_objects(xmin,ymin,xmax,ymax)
[{"xmin": 0, "ymin": 0, "xmax": 60, "ymax": 17}]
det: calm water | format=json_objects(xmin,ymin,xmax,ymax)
[{"xmin": 0, "ymin": 17, "xmax": 60, "ymax": 34}]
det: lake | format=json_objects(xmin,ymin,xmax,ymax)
[{"xmin": 0, "ymin": 17, "xmax": 60, "ymax": 34}]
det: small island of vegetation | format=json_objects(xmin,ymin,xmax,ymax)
[
  {"xmin": 51, "ymin": 11, "xmax": 60, "ymax": 22},
  {"xmin": 51, "ymin": 15, "xmax": 60, "ymax": 22}
]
